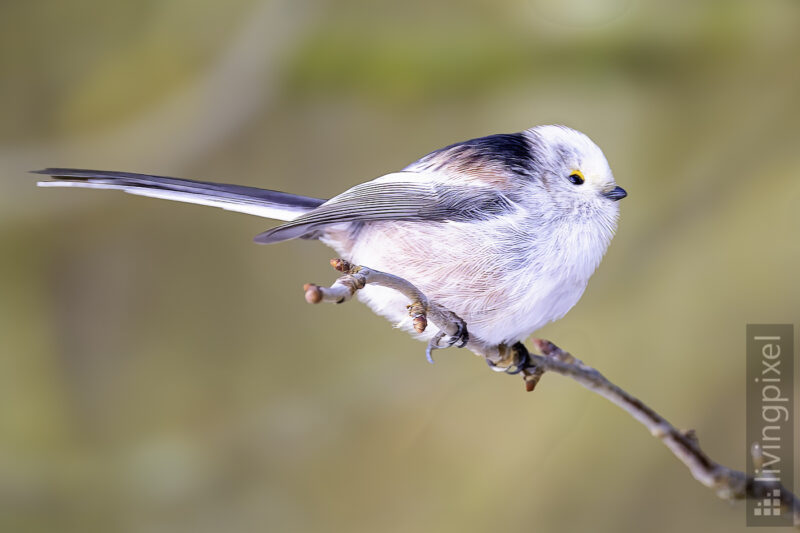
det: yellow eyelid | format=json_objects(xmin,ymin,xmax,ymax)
[{"xmin": 569, "ymin": 170, "xmax": 585, "ymax": 184}]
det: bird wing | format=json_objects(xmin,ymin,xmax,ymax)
[{"xmin": 253, "ymin": 172, "xmax": 514, "ymax": 244}]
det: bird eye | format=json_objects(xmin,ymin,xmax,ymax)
[{"xmin": 568, "ymin": 171, "xmax": 585, "ymax": 185}]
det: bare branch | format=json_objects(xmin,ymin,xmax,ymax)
[
  {"xmin": 304, "ymin": 259, "xmax": 800, "ymax": 526},
  {"xmin": 304, "ymin": 259, "xmax": 429, "ymax": 332},
  {"xmin": 524, "ymin": 339, "xmax": 799, "ymax": 526}
]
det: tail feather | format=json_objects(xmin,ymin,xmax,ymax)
[{"xmin": 33, "ymin": 168, "xmax": 325, "ymax": 222}]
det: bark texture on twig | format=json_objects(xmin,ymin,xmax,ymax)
[
  {"xmin": 523, "ymin": 339, "xmax": 799, "ymax": 526},
  {"xmin": 304, "ymin": 259, "xmax": 800, "ymax": 526},
  {"xmin": 304, "ymin": 259, "xmax": 430, "ymax": 332}
]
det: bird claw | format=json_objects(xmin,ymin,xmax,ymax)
[
  {"xmin": 425, "ymin": 338, "xmax": 440, "ymax": 364},
  {"xmin": 424, "ymin": 318, "xmax": 469, "ymax": 364},
  {"xmin": 486, "ymin": 342, "xmax": 530, "ymax": 374}
]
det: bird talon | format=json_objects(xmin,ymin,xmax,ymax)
[
  {"xmin": 423, "ymin": 322, "xmax": 468, "ymax": 364},
  {"xmin": 440, "ymin": 317, "xmax": 468, "ymax": 349},
  {"xmin": 425, "ymin": 332, "xmax": 446, "ymax": 364},
  {"xmin": 453, "ymin": 321, "xmax": 469, "ymax": 348},
  {"xmin": 425, "ymin": 344, "xmax": 436, "ymax": 364},
  {"xmin": 486, "ymin": 342, "xmax": 530, "ymax": 374}
]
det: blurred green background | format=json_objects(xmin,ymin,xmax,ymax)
[{"xmin": 1, "ymin": 0, "xmax": 799, "ymax": 531}]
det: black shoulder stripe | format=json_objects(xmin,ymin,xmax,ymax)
[{"xmin": 408, "ymin": 132, "xmax": 534, "ymax": 179}]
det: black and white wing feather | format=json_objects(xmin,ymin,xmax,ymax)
[{"xmin": 254, "ymin": 172, "xmax": 514, "ymax": 244}]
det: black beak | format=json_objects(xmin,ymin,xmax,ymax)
[{"xmin": 603, "ymin": 186, "xmax": 627, "ymax": 201}]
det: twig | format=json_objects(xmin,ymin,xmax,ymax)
[
  {"xmin": 304, "ymin": 259, "xmax": 463, "ymax": 337},
  {"xmin": 303, "ymin": 259, "xmax": 429, "ymax": 332},
  {"xmin": 524, "ymin": 339, "xmax": 800, "ymax": 526},
  {"xmin": 304, "ymin": 259, "xmax": 800, "ymax": 526}
]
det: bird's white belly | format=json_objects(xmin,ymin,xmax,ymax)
[{"xmin": 321, "ymin": 218, "xmax": 603, "ymax": 347}]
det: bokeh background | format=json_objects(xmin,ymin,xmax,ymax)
[{"xmin": 1, "ymin": 0, "xmax": 799, "ymax": 531}]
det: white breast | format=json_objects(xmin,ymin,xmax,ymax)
[{"xmin": 321, "ymin": 214, "xmax": 612, "ymax": 347}]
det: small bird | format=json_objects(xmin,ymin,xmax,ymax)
[{"xmin": 35, "ymin": 125, "xmax": 626, "ymax": 364}]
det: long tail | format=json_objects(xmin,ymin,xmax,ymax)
[{"xmin": 33, "ymin": 168, "xmax": 326, "ymax": 222}]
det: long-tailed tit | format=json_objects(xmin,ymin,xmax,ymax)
[{"xmin": 35, "ymin": 125, "xmax": 627, "ymax": 361}]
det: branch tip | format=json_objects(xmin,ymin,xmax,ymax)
[{"xmin": 303, "ymin": 283, "xmax": 322, "ymax": 304}]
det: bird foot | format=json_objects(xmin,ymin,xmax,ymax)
[
  {"xmin": 424, "ymin": 305, "xmax": 468, "ymax": 363},
  {"xmin": 486, "ymin": 341, "xmax": 530, "ymax": 375},
  {"xmin": 305, "ymin": 258, "xmax": 471, "ymax": 364}
]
